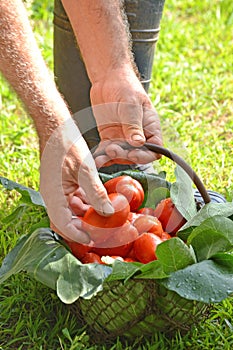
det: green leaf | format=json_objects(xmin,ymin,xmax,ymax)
[
  {"xmin": 106, "ymin": 260, "xmax": 142, "ymax": 282},
  {"xmin": 146, "ymin": 187, "xmax": 170, "ymax": 208},
  {"xmin": 161, "ymin": 259, "xmax": 233, "ymax": 303},
  {"xmin": 178, "ymin": 202, "xmax": 233, "ymax": 240},
  {"xmin": 187, "ymin": 216, "xmax": 233, "ymax": 261},
  {"xmin": 56, "ymin": 258, "xmax": 111, "ymax": 302},
  {"xmin": 106, "ymin": 259, "xmax": 169, "ymax": 281},
  {"xmin": 135, "ymin": 260, "xmax": 169, "ymax": 279},
  {"xmin": 0, "ymin": 176, "xmax": 45, "ymax": 207},
  {"xmin": 29, "ymin": 216, "xmax": 50, "ymax": 233},
  {"xmin": 155, "ymin": 237, "xmax": 196, "ymax": 274},
  {"xmin": 170, "ymin": 166, "xmax": 197, "ymax": 220},
  {"xmin": 0, "ymin": 234, "xmax": 29, "ymax": 278},
  {"xmin": 98, "ymin": 173, "xmax": 113, "ymax": 183},
  {"xmin": 0, "ymin": 228, "xmax": 112, "ymax": 304},
  {"xmin": 211, "ymin": 252, "xmax": 233, "ymax": 268}
]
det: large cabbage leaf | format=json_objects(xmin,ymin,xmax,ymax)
[{"xmin": 0, "ymin": 228, "xmax": 112, "ymax": 304}]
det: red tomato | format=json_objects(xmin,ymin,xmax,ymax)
[
  {"xmin": 92, "ymin": 222, "xmax": 138, "ymax": 257},
  {"xmin": 106, "ymin": 221, "xmax": 139, "ymax": 246},
  {"xmin": 92, "ymin": 244, "xmax": 131, "ymax": 258},
  {"xmin": 126, "ymin": 246, "xmax": 138, "ymax": 261},
  {"xmin": 133, "ymin": 215, "xmax": 164, "ymax": 238},
  {"xmin": 154, "ymin": 198, "xmax": 186, "ymax": 235},
  {"xmin": 99, "ymin": 159, "xmax": 132, "ymax": 167},
  {"xmin": 82, "ymin": 193, "xmax": 130, "ymax": 243},
  {"xmin": 81, "ymin": 252, "xmax": 103, "ymax": 264},
  {"xmin": 137, "ymin": 207, "xmax": 155, "ymax": 216},
  {"xmin": 104, "ymin": 175, "xmax": 144, "ymax": 211},
  {"xmin": 133, "ymin": 232, "xmax": 163, "ymax": 264},
  {"xmin": 66, "ymin": 241, "xmax": 93, "ymax": 260},
  {"xmin": 124, "ymin": 257, "xmax": 137, "ymax": 262}
]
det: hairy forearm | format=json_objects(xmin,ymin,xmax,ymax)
[
  {"xmin": 0, "ymin": 0, "xmax": 72, "ymax": 152},
  {"xmin": 61, "ymin": 0, "xmax": 135, "ymax": 84}
]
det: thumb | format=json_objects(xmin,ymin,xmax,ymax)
[
  {"xmin": 77, "ymin": 155, "xmax": 114, "ymax": 216},
  {"xmin": 119, "ymin": 103, "xmax": 145, "ymax": 146}
]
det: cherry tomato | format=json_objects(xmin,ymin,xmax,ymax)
[
  {"xmin": 133, "ymin": 215, "xmax": 164, "ymax": 238},
  {"xmin": 133, "ymin": 232, "xmax": 163, "ymax": 264},
  {"xmin": 154, "ymin": 198, "xmax": 186, "ymax": 235},
  {"xmin": 81, "ymin": 252, "xmax": 103, "ymax": 264},
  {"xmin": 104, "ymin": 175, "xmax": 144, "ymax": 211},
  {"xmin": 82, "ymin": 193, "xmax": 130, "ymax": 243},
  {"xmin": 137, "ymin": 207, "xmax": 155, "ymax": 216},
  {"xmin": 92, "ymin": 222, "xmax": 138, "ymax": 257}
]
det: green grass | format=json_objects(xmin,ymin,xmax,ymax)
[
  {"xmin": 152, "ymin": 0, "xmax": 233, "ymax": 197},
  {"xmin": 0, "ymin": 0, "xmax": 233, "ymax": 349}
]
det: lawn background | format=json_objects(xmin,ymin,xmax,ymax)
[{"xmin": 0, "ymin": 0, "xmax": 233, "ymax": 349}]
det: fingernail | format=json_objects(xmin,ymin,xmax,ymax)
[
  {"xmin": 108, "ymin": 150, "xmax": 117, "ymax": 158},
  {"xmin": 131, "ymin": 134, "xmax": 145, "ymax": 142},
  {"xmin": 78, "ymin": 234, "xmax": 91, "ymax": 244},
  {"xmin": 103, "ymin": 201, "xmax": 115, "ymax": 216}
]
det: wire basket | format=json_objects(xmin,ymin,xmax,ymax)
[{"xmin": 75, "ymin": 279, "xmax": 210, "ymax": 341}]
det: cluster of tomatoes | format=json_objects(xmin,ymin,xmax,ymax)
[{"xmin": 65, "ymin": 176, "xmax": 186, "ymax": 265}]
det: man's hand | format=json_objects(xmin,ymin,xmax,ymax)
[
  {"xmin": 40, "ymin": 119, "xmax": 114, "ymax": 243},
  {"xmin": 90, "ymin": 67, "xmax": 162, "ymax": 168}
]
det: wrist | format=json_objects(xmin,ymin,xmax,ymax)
[
  {"xmin": 91, "ymin": 62, "xmax": 138, "ymax": 85},
  {"xmin": 31, "ymin": 94, "xmax": 74, "ymax": 154}
]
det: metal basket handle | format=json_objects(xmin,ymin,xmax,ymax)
[
  {"xmin": 143, "ymin": 143, "xmax": 211, "ymax": 204},
  {"xmin": 94, "ymin": 142, "xmax": 211, "ymax": 204}
]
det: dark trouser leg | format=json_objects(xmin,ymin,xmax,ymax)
[
  {"xmin": 124, "ymin": 0, "xmax": 165, "ymax": 93},
  {"xmin": 53, "ymin": 0, "xmax": 100, "ymax": 151},
  {"xmin": 53, "ymin": 0, "xmax": 165, "ymax": 171}
]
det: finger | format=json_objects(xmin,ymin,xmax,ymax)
[
  {"xmin": 143, "ymin": 107, "xmax": 163, "ymax": 147},
  {"xmin": 60, "ymin": 224, "xmax": 90, "ymax": 244},
  {"xmin": 94, "ymin": 140, "xmax": 135, "ymax": 167},
  {"xmin": 77, "ymin": 156, "xmax": 114, "ymax": 216},
  {"xmin": 94, "ymin": 154, "xmax": 114, "ymax": 168},
  {"xmin": 127, "ymin": 148, "xmax": 160, "ymax": 164},
  {"xmin": 72, "ymin": 187, "xmax": 88, "ymax": 203},
  {"xmin": 118, "ymin": 103, "xmax": 145, "ymax": 146},
  {"xmin": 122, "ymin": 106, "xmax": 163, "ymax": 163},
  {"xmin": 69, "ymin": 195, "xmax": 90, "ymax": 216},
  {"xmin": 104, "ymin": 143, "xmax": 135, "ymax": 164},
  {"xmin": 50, "ymin": 215, "xmax": 90, "ymax": 244}
]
